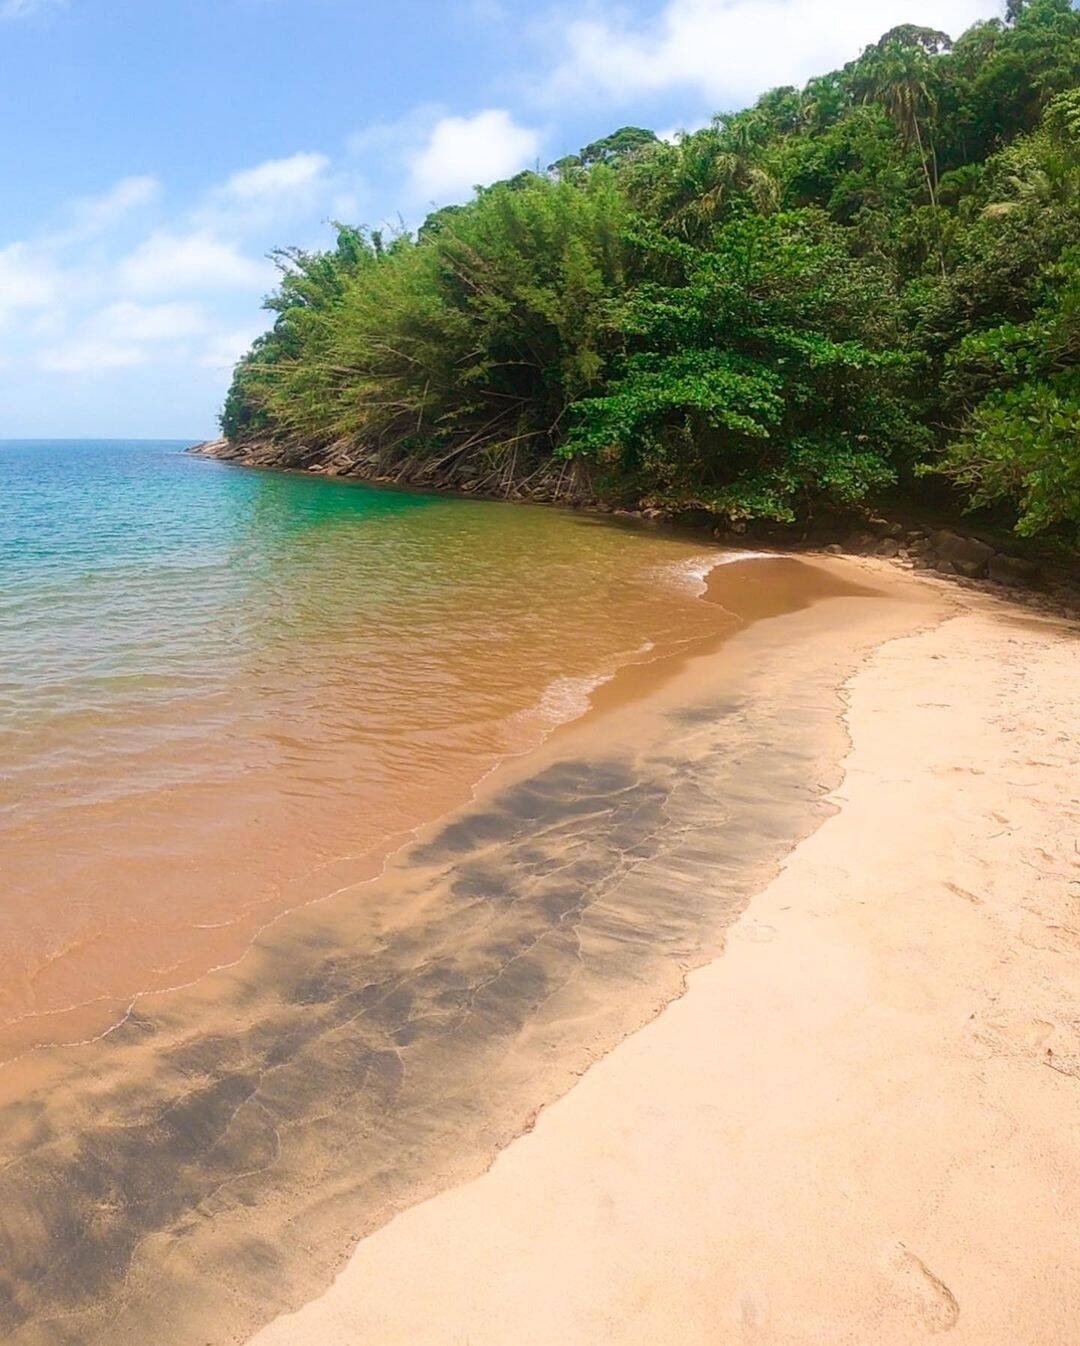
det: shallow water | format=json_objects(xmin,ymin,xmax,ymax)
[
  {"xmin": 0, "ymin": 440, "xmax": 929, "ymax": 1346},
  {"xmin": 0, "ymin": 539, "xmax": 918, "ymax": 1346},
  {"xmin": 0, "ymin": 441, "xmax": 729, "ymax": 1059}
]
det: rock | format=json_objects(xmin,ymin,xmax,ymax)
[
  {"xmin": 987, "ymin": 554, "xmax": 1041, "ymax": 587},
  {"xmin": 934, "ymin": 558, "xmax": 957, "ymax": 575},
  {"xmin": 866, "ymin": 517, "xmax": 904, "ymax": 539},
  {"xmin": 931, "ymin": 529, "xmax": 994, "ymax": 577},
  {"xmin": 875, "ymin": 538, "xmax": 901, "ymax": 558},
  {"xmin": 843, "ymin": 531, "xmax": 876, "ymax": 554},
  {"xmin": 824, "ymin": 543, "xmax": 844, "ymax": 555}
]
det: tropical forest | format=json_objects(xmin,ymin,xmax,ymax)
[{"xmin": 220, "ymin": 0, "xmax": 1080, "ymax": 546}]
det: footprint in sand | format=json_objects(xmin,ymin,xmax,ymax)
[
  {"xmin": 888, "ymin": 1244, "xmax": 960, "ymax": 1334},
  {"xmin": 943, "ymin": 881, "xmax": 983, "ymax": 905},
  {"xmin": 973, "ymin": 1011, "xmax": 1056, "ymax": 1057}
]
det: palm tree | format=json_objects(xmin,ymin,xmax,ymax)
[
  {"xmin": 853, "ymin": 27, "xmax": 951, "ymax": 275},
  {"xmin": 654, "ymin": 124, "xmax": 780, "ymax": 239}
]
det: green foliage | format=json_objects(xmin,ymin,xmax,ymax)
[
  {"xmin": 563, "ymin": 213, "xmax": 921, "ymax": 519},
  {"xmin": 937, "ymin": 380, "xmax": 1080, "ymax": 538},
  {"xmin": 228, "ymin": 173, "xmax": 633, "ymax": 468},
  {"xmin": 221, "ymin": 0, "xmax": 1080, "ymax": 540}
]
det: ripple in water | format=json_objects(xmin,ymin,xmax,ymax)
[{"xmin": 0, "ymin": 440, "xmax": 730, "ymax": 1058}]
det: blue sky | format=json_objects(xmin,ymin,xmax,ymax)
[{"xmin": 0, "ymin": 0, "xmax": 1003, "ymax": 438}]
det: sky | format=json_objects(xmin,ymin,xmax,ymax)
[{"xmin": 0, "ymin": 0, "xmax": 1005, "ymax": 439}]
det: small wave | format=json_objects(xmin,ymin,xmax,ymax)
[
  {"xmin": 513, "ymin": 639, "xmax": 656, "ymax": 740},
  {"xmin": 662, "ymin": 549, "xmax": 781, "ymax": 597},
  {"xmin": 711, "ymin": 548, "xmax": 782, "ymax": 565}
]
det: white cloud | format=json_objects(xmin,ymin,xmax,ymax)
[
  {"xmin": 199, "ymin": 324, "xmax": 266, "ymax": 370},
  {"xmin": 0, "ymin": 242, "xmax": 59, "ymax": 317},
  {"xmin": 195, "ymin": 152, "xmax": 340, "ymax": 234},
  {"xmin": 90, "ymin": 300, "xmax": 210, "ymax": 342},
  {"xmin": 549, "ymin": 0, "xmax": 1003, "ymax": 107},
  {"xmin": 38, "ymin": 338, "xmax": 147, "ymax": 373},
  {"xmin": 218, "ymin": 152, "xmax": 330, "ymax": 204},
  {"xmin": 409, "ymin": 109, "xmax": 541, "ymax": 201},
  {"xmin": 36, "ymin": 301, "xmax": 210, "ymax": 372},
  {"xmin": 117, "ymin": 231, "xmax": 269, "ymax": 296},
  {"xmin": 65, "ymin": 175, "xmax": 161, "ymax": 237}
]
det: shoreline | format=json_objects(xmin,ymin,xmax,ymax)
[
  {"xmin": 0, "ymin": 545, "xmax": 792, "ymax": 1071},
  {"xmin": 0, "ymin": 555, "xmax": 942, "ymax": 1346},
  {"xmin": 247, "ymin": 573, "xmax": 1080, "ymax": 1346},
  {"xmin": 188, "ymin": 439, "xmax": 1078, "ymax": 609}
]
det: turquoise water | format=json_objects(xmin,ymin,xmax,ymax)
[{"xmin": 0, "ymin": 440, "xmax": 723, "ymax": 1055}]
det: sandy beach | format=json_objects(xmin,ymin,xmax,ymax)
[
  {"xmin": 248, "ymin": 567, "xmax": 1080, "ymax": 1346},
  {"xmin": 3, "ymin": 551, "xmax": 1076, "ymax": 1346}
]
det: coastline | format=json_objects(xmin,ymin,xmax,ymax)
[
  {"xmin": 188, "ymin": 438, "xmax": 1077, "ymax": 608},
  {"xmin": 247, "ymin": 571, "xmax": 1080, "ymax": 1346},
  {"xmin": 0, "ymin": 553, "xmax": 943, "ymax": 1346}
]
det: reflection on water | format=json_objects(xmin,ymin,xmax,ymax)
[{"xmin": 0, "ymin": 441, "xmax": 727, "ymax": 1058}]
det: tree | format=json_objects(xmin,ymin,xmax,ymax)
[{"xmin": 852, "ymin": 28, "xmax": 951, "ymax": 272}]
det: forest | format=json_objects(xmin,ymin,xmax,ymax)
[{"xmin": 220, "ymin": 0, "xmax": 1080, "ymax": 544}]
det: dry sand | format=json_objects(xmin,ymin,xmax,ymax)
[{"xmin": 250, "ymin": 575, "xmax": 1080, "ymax": 1346}]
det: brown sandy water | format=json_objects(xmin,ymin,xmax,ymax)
[
  {"xmin": 2, "ymin": 450, "xmax": 734, "ymax": 1064},
  {"xmin": 0, "ymin": 504, "xmax": 941, "ymax": 1346}
]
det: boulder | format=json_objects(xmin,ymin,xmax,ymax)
[
  {"xmin": 987, "ymin": 554, "xmax": 1041, "ymax": 587},
  {"xmin": 843, "ymin": 531, "xmax": 877, "ymax": 554},
  {"xmin": 824, "ymin": 543, "xmax": 844, "ymax": 555},
  {"xmin": 931, "ymin": 529, "xmax": 994, "ymax": 577},
  {"xmin": 875, "ymin": 538, "xmax": 901, "ymax": 558}
]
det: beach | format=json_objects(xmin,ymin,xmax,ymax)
[
  {"xmin": 7, "ymin": 4, "xmax": 1080, "ymax": 1342},
  {"xmin": 247, "ymin": 568, "xmax": 1080, "ymax": 1346},
  {"xmin": 2, "ymin": 493, "xmax": 1077, "ymax": 1344}
]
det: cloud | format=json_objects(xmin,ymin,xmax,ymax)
[
  {"xmin": 218, "ymin": 152, "xmax": 330, "ymax": 204},
  {"xmin": 0, "ymin": 242, "xmax": 60, "ymax": 318},
  {"xmin": 36, "ymin": 301, "xmax": 211, "ymax": 372},
  {"xmin": 198, "ymin": 324, "xmax": 266, "ymax": 370},
  {"xmin": 408, "ymin": 109, "xmax": 541, "ymax": 201},
  {"xmin": 548, "ymin": 0, "xmax": 1003, "ymax": 108},
  {"xmin": 117, "ymin": 231, "xmax": 269, "ymax": 296},
  {"xmin": 90, "ymin": 300, "xmax": 210, "ymax": 342},
  {"xmin": 65, "ymin": 175, "xmax": 161, "ymax": 236},
  {"xmin": 37, "ymin": 338, "xmax": 147, "ymax": 373}
]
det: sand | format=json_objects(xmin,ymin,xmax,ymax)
[
  {"xmin": 249, "ymin": 574, "xmax": 1080, "ymax": 1346},
  {"xmin": 2, "ymin": 556, "xmax": 939, "ymax": 1346}
]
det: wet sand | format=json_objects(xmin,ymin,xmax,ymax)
[
  {"xmin": 0, "ymin": 553, "xmax": 945, "ymax": 1346},
  {"xmin": 247, "ymin": 570, "xmax": 1080, "ymax": 1346}
]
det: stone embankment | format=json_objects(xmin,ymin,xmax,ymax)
[{"xmin": 823, "ymin": 520, "xmax": 1043, "ymax": 588}]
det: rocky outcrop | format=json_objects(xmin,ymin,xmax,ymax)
[
  {"xmin": 839, "ymin": 519, "xmax": 1046, "ymax": 590},
  {"xmin": 188, "ymin": 436, "xmax": 598, "ymax": 505}
]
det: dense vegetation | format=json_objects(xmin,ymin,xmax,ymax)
[{"xmin": 222, "ymin": 0, "xmax": 1080, "ymax": 542}]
